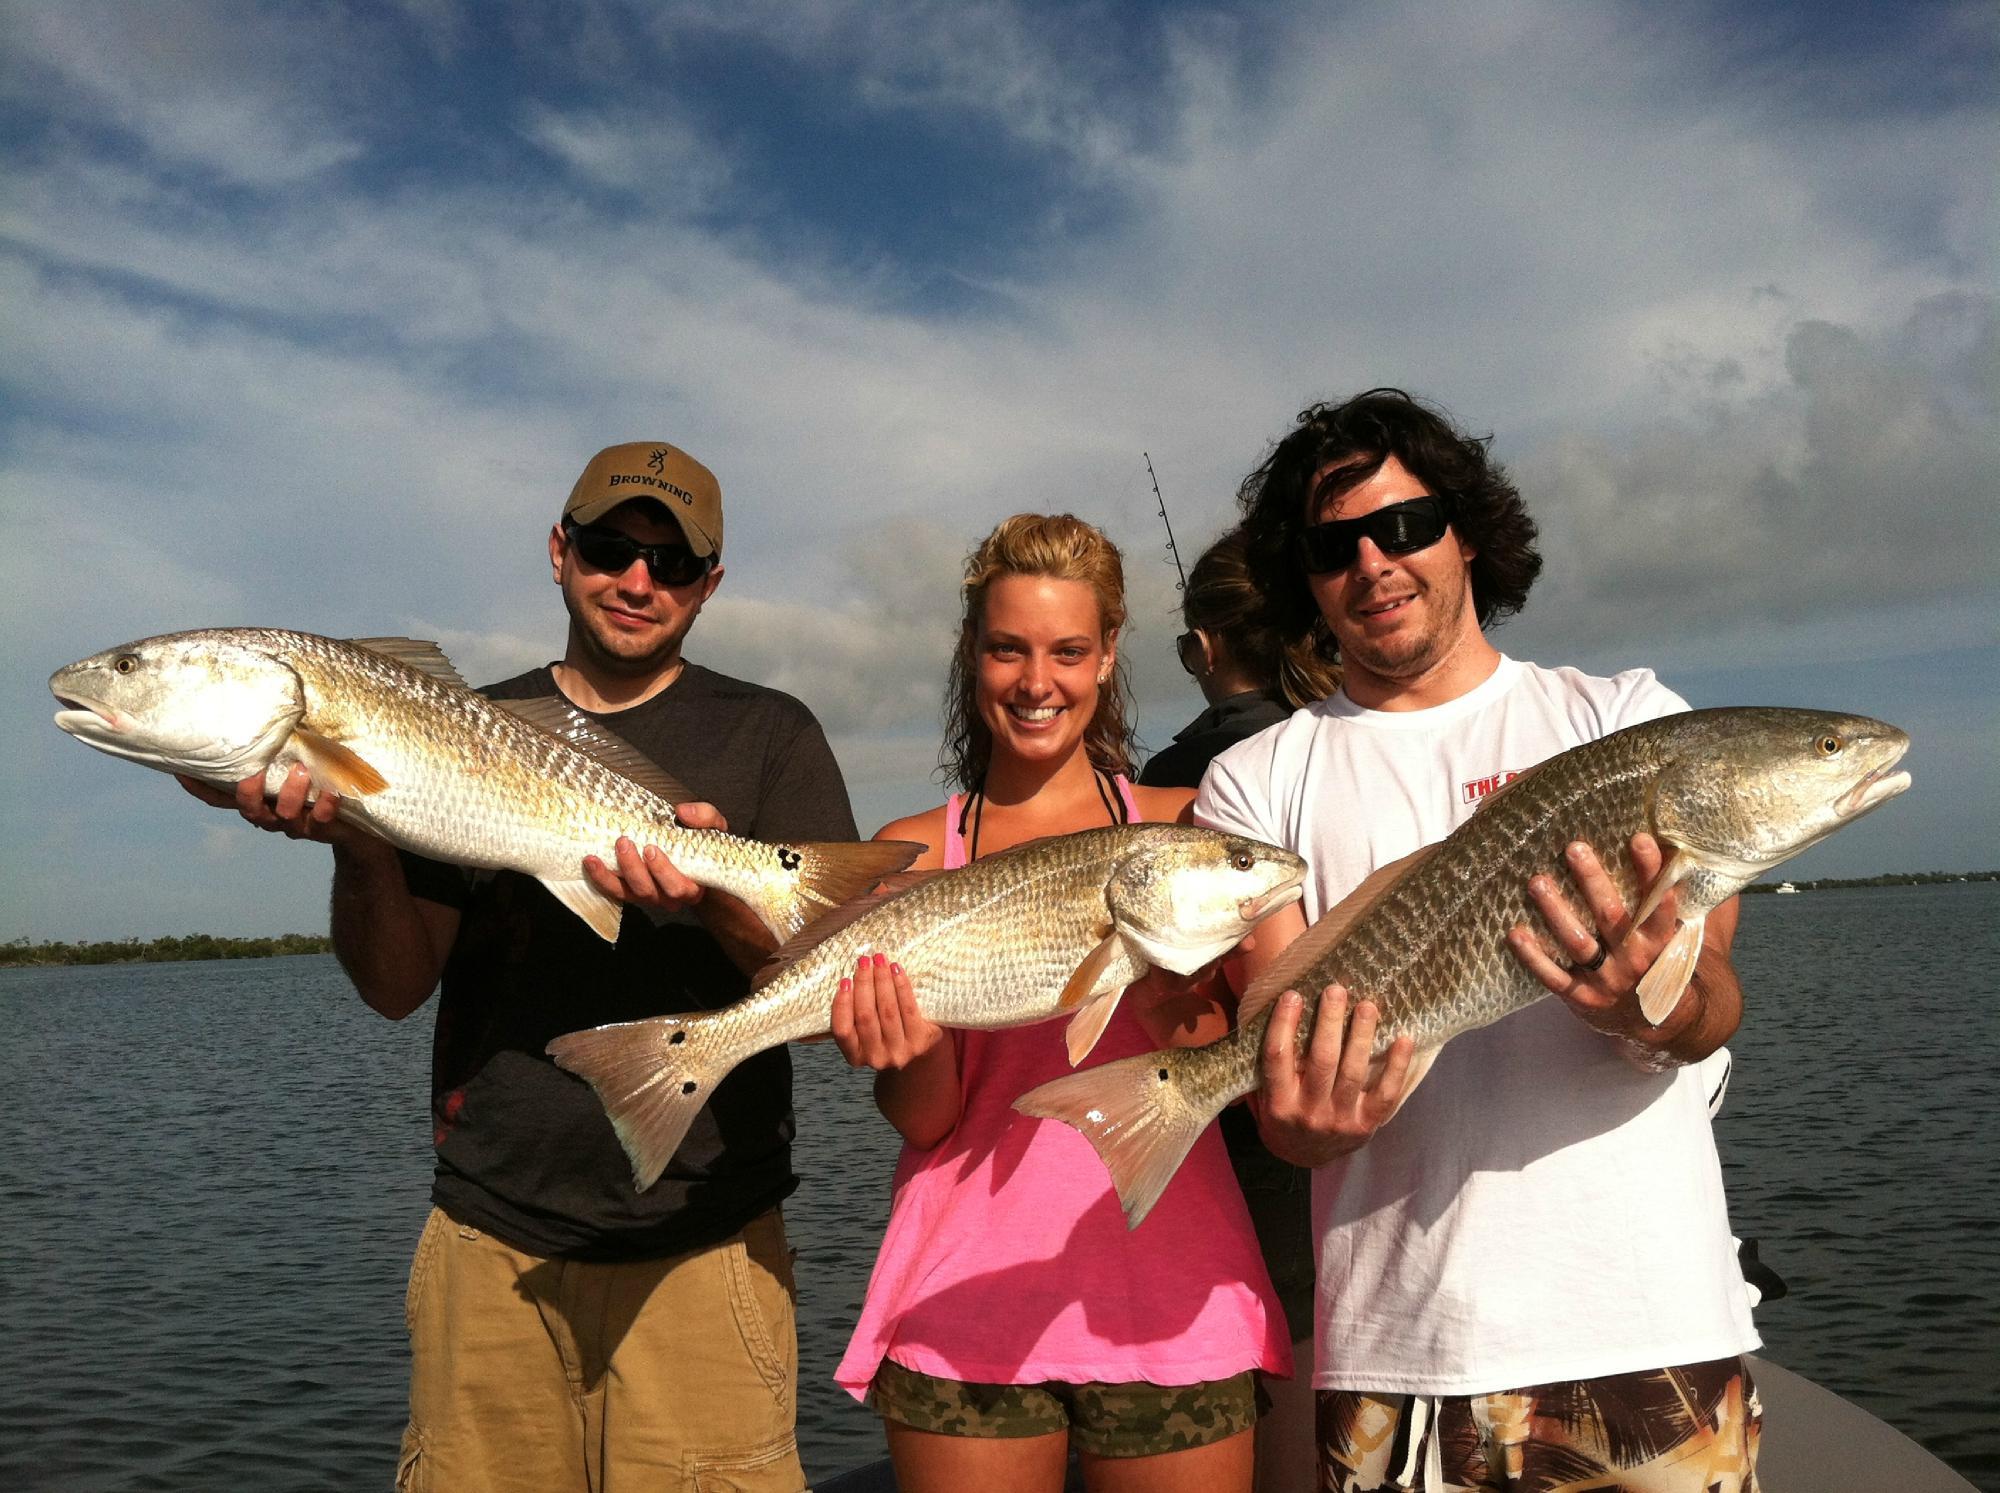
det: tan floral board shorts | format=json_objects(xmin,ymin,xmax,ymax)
[
  {"xmin": 1318, "ymin": 1355, "xmax": 1761, "ymax": 1493},
  {"xmin": 868, "ymin": 1357, "xmax": 1260, "ymax": 1458}
]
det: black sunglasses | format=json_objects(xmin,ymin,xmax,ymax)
[
  {"xmin": 1175, "ymin": 629, "xmax": 1205, "ymax": 676},
  {"xmin": 1299, "ymin": 494, "xmax": 1454, "ymax": 575},
  {"xmin": 563, "ymin": 521, "xmax": 713, "ymax": 587}
]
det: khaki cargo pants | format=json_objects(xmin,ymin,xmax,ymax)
[{"xmin": 398, "ymin": 1206, "xmax": 806, "ymax": 1493}]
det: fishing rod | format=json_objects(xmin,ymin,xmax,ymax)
[{"xmin": 1143, "ymin": 452, "xmax": 1188, "ymax": 593}]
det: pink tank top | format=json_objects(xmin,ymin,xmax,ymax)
[{"xmin": 835, "ymin": 778, "xmax": 1290, "ymax": 1394}]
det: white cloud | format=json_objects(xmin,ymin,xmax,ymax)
[
  {"xmin": 1, "ymin": 0, "xmax": 368, "ymax": 185},
  {"xmin": 2, "ymin": 0, "xmax": 1994, "ymax": 937},
  {"xmin": 518, "ymin": 102, "xmax": 737, "ymax": 205},
  {"xmin": 1516, "ymin": 293, "xmax": 1999, "ymax": 651},
  {"xmin": 645, "ymin": 0, "xmax": 1154, "ymax": 169}
]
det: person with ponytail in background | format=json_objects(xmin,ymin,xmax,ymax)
[
  {"xmin": 1141, "ymin": 525, "xmax": 1338, "ymax": 792},
  {"xmin": 1140, "ymin": 524, "xmax": 1339, "ymax": 1489}
]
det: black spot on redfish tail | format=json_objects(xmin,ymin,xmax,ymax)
[
  {"xmin": 733, "ymin": 839, "xmax": 922, "ymax": 946},
  {"xmin": 544, "ymin": 1013, "xmax": 737, "ymax": 1192}
]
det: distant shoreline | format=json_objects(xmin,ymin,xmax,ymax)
[
  {"xmin": 1743, "ymin": 870, "xmax": 1996, "ymax": 893},
  {"xmin": 1, "ymin": 934, "xmax": 333, "ymax": 968},
  {"xmin": 9, "ymin": 870, "xmax": 1996, "ymax": 966}
]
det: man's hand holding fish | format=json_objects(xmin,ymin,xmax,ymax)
[
  {"xmin": 175, "ymin": 763, "xmax": 450, "ymax": 1020},
  {"xmin": 176, "ymin": 761, "xmax": 352, "ymax": 846},
  {"xmin": 1512, "ymin": 831, "xmax": 1747, "ymax": 1068},
  {"xmin": 578, "ymin": 804, "xmax": 731, "ymax": 917},
  {"xmin": 177, "ymin": 760, "xmax": 732, "ymax": 920},
  {"xmin": 1254, "ymin": 983, "xmax": 1415, "ymax": 1168}
]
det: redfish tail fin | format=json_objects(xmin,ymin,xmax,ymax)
[
  {"xmin": 545, "ymin": 1012, "xmax": 739, "ymax": 1191},
  {"xmin": 1013, "ymin": 1052, "xmax": 1214, "ymax": 1230},
  {"xmin": 753, "ymin": 839, "xmax": 926, "ymax": 941}
]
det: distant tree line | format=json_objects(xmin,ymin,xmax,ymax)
[
  {"xmin": 1, "ymin": 933, "xmax": 333, "ymax": 967},
  {"xmin": 1746, "ymin": 870, "xmax": 1997, "ymax": 893},
  {"xmin": 5, "ymin": 869, "xmax": 1992, "ymax": 962}
]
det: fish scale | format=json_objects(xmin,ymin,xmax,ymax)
[
  {"xmin": 545, "ymin": 822, "xmax": 1308, "ymax": 1190},
  {"xmin": 51, "ymin": 627, "xmax": 918, "ymax": 942},
  {"xmin": 178, "ymin": 630, "xmax": 837, "ymax": 925},
  {"xmin": 725, "ymin": 827, "xmax": 1152, "ymax": 1050},
  {"xmin": 1015, "ymin": 707, "xmax": 1912, "ymax": 1227}
]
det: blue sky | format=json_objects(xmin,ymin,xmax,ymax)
[{"xmin": 3, "ymin": 0, "xmax": 1994, "ymax": 941}]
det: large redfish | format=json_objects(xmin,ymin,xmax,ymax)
[
  {"xmin": 547, "ymin": 823, "xmax": 1307, "ymax": 1189},
  {"xmin": 1017, "ymin": 708, "xmax": 1911, "ymax": 1227},
  {"xmin": 50, "ymin": 628, "xmax": 917, "ymax": 943}
]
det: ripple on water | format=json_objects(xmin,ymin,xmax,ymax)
[{"xmin": 6, "ymin": 887, "xmax": 1997, "ymax": 1490}]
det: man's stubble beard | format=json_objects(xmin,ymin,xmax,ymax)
[
  {"xmin": 1337, "ymin": 571, "xmax": 1476, "ymax": 684},
  {"xmin": 565, "ymin": 593, "xmax": 688, "ymax": 681}
]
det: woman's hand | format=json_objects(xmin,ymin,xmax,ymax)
[{"xmin": 831, "ymin": 953, "xmax": 945, "ymax": 1070}]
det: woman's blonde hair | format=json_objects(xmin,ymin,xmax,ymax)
[
  {"xmin": 1182, "ymin": 526, "xmax": 1341, "ymax": 709},
  {"xmin": 941, "ymin": 513, "xmax": 1138, "ymax": 791}
]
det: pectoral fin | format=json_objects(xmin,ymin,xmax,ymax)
[
  {"xmin": 1059, "ymin": 928, "xmax": 1135, "ymax": 1066},
  {"xmin": 1064, "ymin": 991, "xmax": 1126, "ymax": 1067},
  {"xmin": 291, "ymin": 730, "xmax": 388, "ymax": 796},
  {"xmin": 1629, "ymin": 846, "xmax": 1697, "ymax": 928},
  {"xmin": 1057, "ymin": 928, "xmax": 1122, "ymax": 1011},
  {"xmin": 1636, "ymin": 916, "xmax": 1705, "ymax": 1026},
  {"xmin": 540, "ymin": 877, "xmax": 627, "ymax": 943}
]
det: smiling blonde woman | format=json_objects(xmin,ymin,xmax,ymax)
[{"xmin": 828, "ymin": 513, "xmax": 1290, "ymax": 1493}]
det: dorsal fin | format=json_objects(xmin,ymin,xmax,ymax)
[
  {"xmin": 347, "ymin": 637, "xmax": 470, "ymax": 688},
  {"xmin": 747, "ymin": 868, "xmax": 945, "ymax": 991},
  {"xmin": 496, "ymin": 697, "xmax": 694, "ymax": 803},
  {"xmin": 1238, "ymin": 842, "xmax": 1434, "ymax": 1027}
]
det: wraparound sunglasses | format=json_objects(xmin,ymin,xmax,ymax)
[
  {"xmin": 563, "ymin": 521, "xmax": 714, "ymax": 587},
  {"xmin": 1299, "ymin": 494, "xmax": 1454, "ymax": 574}
]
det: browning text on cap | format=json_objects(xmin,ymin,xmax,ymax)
[{"xmin": 562, "ymin": 442, "xmax": 723, "ymax": 558}]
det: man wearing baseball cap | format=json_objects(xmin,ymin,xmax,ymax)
[{"xmin": 186, "ymin": 441, "xmax": 855, "ymax": 1490}]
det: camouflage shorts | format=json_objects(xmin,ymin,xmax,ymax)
[
  {"xmin": 868, "ymin": 1357, "xmax": 1259, "ymax": 1458},
  {"xmin": 1318, "ymin": 1355, "xmax": 1761, "ymax": 1492}
]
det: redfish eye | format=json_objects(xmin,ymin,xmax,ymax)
[
  {"xmin": 1815, "ymin": 734, "xmax": 1843, "ymax": 758},
  {"xmin": 114, "ymin": 655, "xmax": 138, "ymax": 674},
  {"xmin": 1230, "ymin": 850, "xmax": 1254, "ymax": 871}
]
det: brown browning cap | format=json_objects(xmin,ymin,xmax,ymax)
[{"xmin": 562, "ymin": 442, "xmax": 723, "ymax": 557}]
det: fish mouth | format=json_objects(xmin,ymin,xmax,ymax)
[
  {"xmin": 50, "ymin": 691, "xmax": 127, "ymax": 737},
  {"xmin": 1838, "ymin": 762, "xmax": 1911, "ymax": 818},
  {"xmin": 1239, "ymin": 870, "xmax": 1306, "ymax": 923}
]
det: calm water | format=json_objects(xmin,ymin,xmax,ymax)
[{"xmin": 3, "ymin": 882, "xmax": 1995, "ymax": 1491}]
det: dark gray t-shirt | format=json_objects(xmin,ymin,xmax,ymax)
[{"xmin": 400, "ymin": 662, "xmax": 858, "ymax": 1260}]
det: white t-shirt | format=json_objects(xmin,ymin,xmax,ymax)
[{"xmin": 1196, "ymin": 655, "xmax": 1759, "ymax": 1394}]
